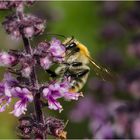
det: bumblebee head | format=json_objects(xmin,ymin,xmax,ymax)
[
  {"xmin": 63, "ymin": 37, "xmax": 90, "ymax": 58},
  {"xmin": 63, "ymin": 36, "xmax": 77, "ymax": 50}
]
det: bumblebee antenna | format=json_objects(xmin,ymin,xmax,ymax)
[
  {"xmin": 65, "ymin": 35, "xmax": 75, "ymax": 46},
  {"xmin": 69, "ymin": 36, "xmax": 74, "ymax": 42},
  {"xmin": 45, "ymin": 33, "xmax": 66, "ymax": 39}
]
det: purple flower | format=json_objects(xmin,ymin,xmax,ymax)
[
  {"xmin": 43, "ymin": 86, "xmax": 63, "ymax": 111},
  {"xmin": 11, "ymin": 87, "xmax": 33, "ymax": 117},
  {"xmin": 97, "ymin": 47, "xmax": 123, "ymax": 70},
  {"xmin": 69, "ymin": 95, "xmax": 94, "ymax": 122},
  {"xmin": 0, "ymin": 73, "xmax": 18, "ymax": 100},
  {"xmin": 88, "ymin": 77, "xmax": 115, "ymax": 96},
  {"xmin": 40, "ymin": 55, "xmax": 53, "ymax": 70},
  {"xmin": 127, "ymin": 35, "xmax": 140, "ymax": 59},
  {"xmin": 100, "ymin": 21, "xmax": 125, "ymax": 40},
  {"xmin": 0, "ymin": 83, "xmax": 11, "ymax": 112},
  {"xmin": 42, "ymin": 79, "xmax": 81, "ymax": 112},
  {"xmin": 3, "ymin": 73, "xmax": 18, "ymax": 87},
  {"xmin": 128, "ymin": 80, "xmax": 140, "ymax": 99},
  {"xmin": 0, "ymin": 1, "xmax": 9, "ymax": 9},
  {"xmin": 101, "ymin": 1, "xmax": 120, "ymax": 17},
  {"xmin": 0, "ymin": 1, "xmax": 35, "ymax": 10},
  {"xmin": 46, "ymin": 117, "xmax": 66, "ymax": 139},
  {"xmin": 0, "ymin": 95, "xmax": 11, "ymax": 112},
  {"xmin": 132, "ymin": 118, "xmax": 140, "ymax": 138},
  {"xmin": 0, "ymin": 73, "xmax": 16, "ymax": 112},
  {"xmin": 36, "ymin": 38, "xmax": 65, "ymax": 70},
  {"xmin": 35, "ymin": 41, "xmax": 49, "ymax": 56},
  {"xmin": 2, "ymin": 14, "xmax": 46, "ymax": 38},
  {"xmin": 49, "ymin": 38, "xmax": 65, "ymax": 61},
  {"xmin": 19, "ymin": 54, "xmax": 34, "ymax": 78},
  {"xmin": 0, "ymin": 52, "xmax": 17, "ymax": 67},
  {"xmin": 123, "ymin": 6, "xmax": 140, "ymax": 29},
  {"xmin": 93, "ymin": 123, "xmax": 114, "ymax": 139},
  {"xmin": 22, "ymin": 14, "xmax": 46, "ymax": 37},
  {"xmin": 0, "ymin": 73, "xmax": 33, "ymax": 117},
  {"xmin": 0, "ymin": 1, "xmax": 22, "ymax": 9},
  {"xmin": 43, "ymin": 82, "xmax": 64, "ymax": 111},
  {"xmin": 21, "ymin": 66, "xmax": 32, "ymax": 78}
]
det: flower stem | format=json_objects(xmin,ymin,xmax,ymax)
[
  {"xmin": 17, "ymin": 11, "xmax": 44, "ymax": 139},
  {"xmin": 22, "ymin": 31, "xmax": 45, "ymax": 139},
  {"xmin": 22, "ymin": 35, "xmax": 43, "ymax": 122}
]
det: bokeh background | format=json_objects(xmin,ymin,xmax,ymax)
[{"xmin": 0, "ymin": 1, "xmax": 140, "ymax": 139}]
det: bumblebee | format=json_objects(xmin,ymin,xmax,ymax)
[{"xmin": 47, "ymin": 37, "xmax": 113, "ymax": 92}]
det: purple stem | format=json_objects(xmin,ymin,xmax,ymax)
[
  {"xmin": 17, "ymin": 11, "xmax": 44, "ymax": 139},
  {"xmin": 22, "ymin": 35, "xmax": 43, "ymax": 122}
]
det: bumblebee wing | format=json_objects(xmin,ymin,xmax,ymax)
[{"xmin": 88, "ymin": 56, "xmax": 115, "ymax": 82}]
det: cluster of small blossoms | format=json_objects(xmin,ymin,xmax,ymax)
[
  {"xmin": 0, "ymin": 1, "xmax": 82, "ymax": 138},
  {"xmin": 0, "ymin": 0, "xmax": 34, "ymax": 10},
  {"xmin": 0, "ymin": 73, "xmax": 33, "ymax": 117},
  {"xmin": 42, "ymin": 78, "xmax": 82, "ymax": 111},
  {"xmin": 0, "ymin": 37, "xmax": 81, "ymax": 116},
  {"xmin": 18, "ymin": 116, "xmax": 67, "ymax": 139},
  {"xmin": 35, "ymin": 38, "xmax": 66, "ymax": 70},
  {"xmin": 2, "ymin": 14, "xmax": 45, "ymax": 38},
  {"xmin": 0, "ymin": 0, "xmax": 81, "ymax": 119}
]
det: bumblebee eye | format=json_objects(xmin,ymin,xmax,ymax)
[{"xmin": 66, "ymin": 42, "xmax": 76, "ymax": 50}]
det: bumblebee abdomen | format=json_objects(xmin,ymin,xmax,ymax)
[
  {"xmin": 69, "ymin": 66, "xmax": 90, "ymax": 92},
  {"xmin": 55, "ymin": 62, "xmax": 90, "ymax": 92}
]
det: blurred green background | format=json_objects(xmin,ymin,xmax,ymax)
[{"xmin": 0, "ymin": 1, "xmax": 140, "ymax": 139}]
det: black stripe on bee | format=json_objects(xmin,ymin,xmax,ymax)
[
  {"xmin": 71, "ymin": 78, "xmax": 84, "ymax": 91},
  {"xmin": 71, "ymin": 62, "xmax": 83, "ymax": 67},
  {"xmin": 75, "ymin": 69, "xmax": 89, "ymax": 79}
]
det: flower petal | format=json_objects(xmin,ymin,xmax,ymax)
[
  {"xmin": 48, "ymin": 96, "xmax": 63, "ymax": 112},
  {"xmin": 49, "ymin": 38, "xmax": 65, "ymax": 58},
  {"xmin": 0, "ymin": 97, "xmax": 11, "ymax": 112},
  {"xmin": 40, "ymin": 56, "xmax": 52, "ymax": 70},
  {"xmin": 11, "ymin": 100, "xmax": 27, "ymax": 117}
]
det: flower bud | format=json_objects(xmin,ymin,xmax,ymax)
[
  {"xmin": 0, "ymin": 52, "xmax": 17, "ymax": 67},
  {"xmin": 40, "ymin": 56, "xmax": 53, "ymax": 70},
  {"xmin": 2, "ymin": 14, "xmax": 46, "ymax": 38}
]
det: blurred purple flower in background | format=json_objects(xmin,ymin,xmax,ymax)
[
  {"xmin": 101, "ymin": 1, "xmax": 120, "ymax": 17},
  {"xmin": 100, "ymin": 22, "xmax": 125, "ymax": 40},
  {"xmin": 123, "ymin": 4, "xmax": 140, "ymax": 29},
  {"xmin": 69, "ymin": 1, "xmax": 140, "ymax": 139},
  {"xmin": 128, "ymin": 34, "xmax": 140, "ymax": 59},
  {"xmin": 97, "ymin": 47, "xmax": 124, "ymax": 70}
]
